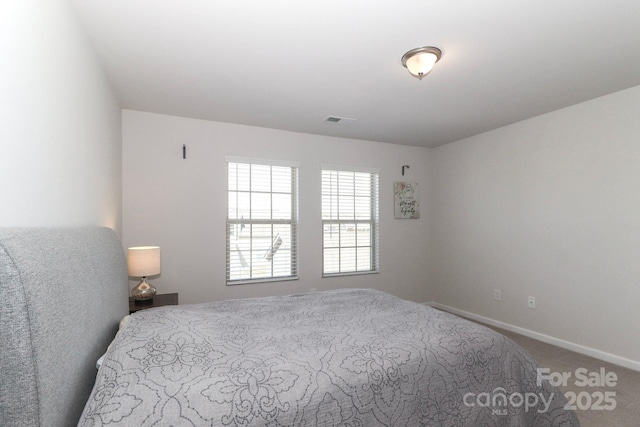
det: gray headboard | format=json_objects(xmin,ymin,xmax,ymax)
[{"xmin": 0, "ymin": 227, "xmax": 129, "ymax": 427}]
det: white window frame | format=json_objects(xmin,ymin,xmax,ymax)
[
  {"xmin": 321, "ymin": 164, "xmax": 379, "ymax": 277},
  {"xmin": 226, "ymin": 156, "xmax": 300, "ymax": 285}
]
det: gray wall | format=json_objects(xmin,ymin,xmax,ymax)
[
  {"xmin": 122, "ymin": 110, "xmax": 433, "ymax": 305},
  {"xmin": 431, "ymin": 85, "xmax": 640, "ymax": 369},
  {"xmin": 0, "ymin": 0, "xmax": 122, "ymax": 232}
]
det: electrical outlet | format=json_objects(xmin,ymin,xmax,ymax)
[
  {"xmin": 494, "ymin": 289, "xmax": 502, "ymax": 301},
  {"xmin": 528, "ymin": 296, "xmax": 536, "ymax": 309}
]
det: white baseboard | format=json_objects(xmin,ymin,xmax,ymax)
[{"xmin": 425, "ymin": 301, "xmax": 640, "ymax": 372}]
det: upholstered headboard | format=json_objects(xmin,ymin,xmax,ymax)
[{"xmin": 0, "ymin": 227, "xmax": 129, "ymax": 427}]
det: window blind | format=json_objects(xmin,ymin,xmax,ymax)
[
  {"xmin": 226, "ymin": 159, "xmax": 299, "ymax": 285},
  {"xmin": 321, "ymin": 166, "xmax": 379, "ymax": 276}
]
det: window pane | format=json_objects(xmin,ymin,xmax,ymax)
[
  {"xmin": 233, "ymin": 224, "xmax": 251, "ymax": 251},
  {"xmin": 236, "ymin": 163, "xmax": 251, "ymax": 191},
  {"xmin": 228, "ymin": 164, "xmax": 238, "ymax": 191},
  {"xmin": 250, "ymin": 224, "xmax": 273, "ymax": 278},
  {"xmin": 322, "ymin": 194, "xmax": 338, "ymax": 220},
  {"xmin": 338, "ymin": 171, "xmax": 354, "ymax": 195},
  {"xmin": 323, "ymin": 223, "xmax": 339, "ymax": 248},
  {"xmin": 338, "ymin": 196, "xmax": 354, "ymax": 220},
  {"xmin": 251, "ymin": 164, "xmax": 271, "ymax": 192},
  {"xmin": 227, "ymin": 160, "xmax": 298, "ymax": 284},
  {"xmin": 273, "ymin": 225, "xmax": 291, "ymax": 249},
  {"xmin": 228, "ymin": 250, "xmax": 246, "ymax": 281},
  {"xmin": 252, "ymin": 224, "xmax": 272, "ymax": 247},
  {"xmin": 357, "ymin": 247, "xmax": 371, "ymax": 271},
  {"xmin": 251, "ymin": 193, "xmax": 271, "ymax": 219},
  {"xmin": 251, "ymin": 262, "xmax": 272, "ymax": 279},
  {"xmin": 272, "ymin": 166, "xmax": 291, "ymax": 193},
  {"xmin": 237, "ymin": 192, "xmax": 250, "ymax": 219},
  {"xmin": 272, "ymin": 194, "xmax": 291, "ymax": 219},
  {"xmin": 354, "ymin": 196, "xmax": 371, "ymax": 220},
  {"xmin": 321, "ymin": 167, "xmax": 378, "ymax": 276},
  {"xmin": 340, "ymin": 224, "xmax": 356, "ymax": 247},
  {"xmin": 272, "ymin": 249, "xmax": 291, "ymax": 276},
  {"xmin": 357, "ymin": 224, "xmax": 371, "ymax": 247},
  {"xmin": 228, "ymin": 219, "xmax": 250, "ymax": 281},
  {"xmin": 228, "ymin": 191, "xmax": 237, "ymax": 219},
  {"xmin": 354, "ymin": 173, "xmax": 370, "ymax": 196},
  {"xmin": 229, "ymin": 221, "xmax": 247, "ymax": 241},
  {"xmin": 324, "ymin": 248, "xmax": 340, "ymax": 274},
  {"xmin": 325, "ymin": 170, "xmax": 338, "ymax": 181},
  {"xmin": 340, "ymin": 247, "xmax": 356, "ymax": 271}
]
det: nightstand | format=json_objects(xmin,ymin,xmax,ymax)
[{"xmin": 129, "ymin": 293, "xmax": 179, "ymax": 314}]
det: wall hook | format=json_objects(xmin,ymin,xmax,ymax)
[
  {"xmin": 402, "ymin": 165, "xmax": 410, "ymax": 176},
  {"xmin": 182, "ymin": 144, "xmax": 186, "ymax": 159}
]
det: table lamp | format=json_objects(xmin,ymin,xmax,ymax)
[{"xmin": 128, "ymin": 246, "xmax": 160, "ymax": 301}]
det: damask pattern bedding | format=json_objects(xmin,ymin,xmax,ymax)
[{"xmin": 79, "ymin": 289, "xmax": 579, "ymax": 426}]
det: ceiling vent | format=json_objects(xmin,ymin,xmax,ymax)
[{"xmin": 324, "ymin": 116, "xmax": 357, "ymax": 125}]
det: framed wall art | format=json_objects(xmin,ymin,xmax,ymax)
[{"xmin": 394, "ymin": 182, "xmax": 420, "ymax": 219}]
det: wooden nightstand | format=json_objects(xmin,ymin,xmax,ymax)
[{"xmin": 129, "ymin": 293, "xmax": 179, "ymax": 314}]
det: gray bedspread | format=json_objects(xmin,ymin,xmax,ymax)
[{"xmin": 79, "ymin": 289, "xmax": 579, "ymax": 426}]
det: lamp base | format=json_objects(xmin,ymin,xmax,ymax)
[{"xmin": 131, "ymin": 277, "xmax": 156, "ymax": 301}]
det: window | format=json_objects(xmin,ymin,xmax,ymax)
[
  {"xmin": 321, "ymin": 165, "xmax": 379, "ymax": 276},
  {"xmin": 226, "ymin": 157, "xmax": 299, "ymax": 285}
]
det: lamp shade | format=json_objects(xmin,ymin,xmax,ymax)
[
  {"xmin": 401, "ymin": 46, "xmax": 442, "ymax": 80},
  {"xmin": 127, "ymin": 246, "xmax": 161, "ymax": 277}
]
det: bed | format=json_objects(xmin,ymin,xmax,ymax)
[
  {"xmin": 1, "ymin": 227, "xmax": 579, "ymax": 426},
  {"xmin": 80, "ymin": 289, "xmax": 578, "ymax": 426},
  {"xmin": 1, "ymin": 227, "xmax": 128, "ymax": 427}
]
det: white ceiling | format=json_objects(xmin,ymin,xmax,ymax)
[{"xmin": 71, "ymin": 0, "xmax": 640, "ymax": 148}]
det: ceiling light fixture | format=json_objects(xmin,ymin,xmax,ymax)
[{"xmin": 401, "ymin": 46, "xmax": 442, "ymax": 80}]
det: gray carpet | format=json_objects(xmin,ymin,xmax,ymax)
[{"xmin": 488, "ymin": 325, "xmax": 640, "ymax": 426}]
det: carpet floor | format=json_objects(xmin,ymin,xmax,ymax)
[{"xmin": 487, "ymin": 325, "xmax": 640, "ymax": 426}]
